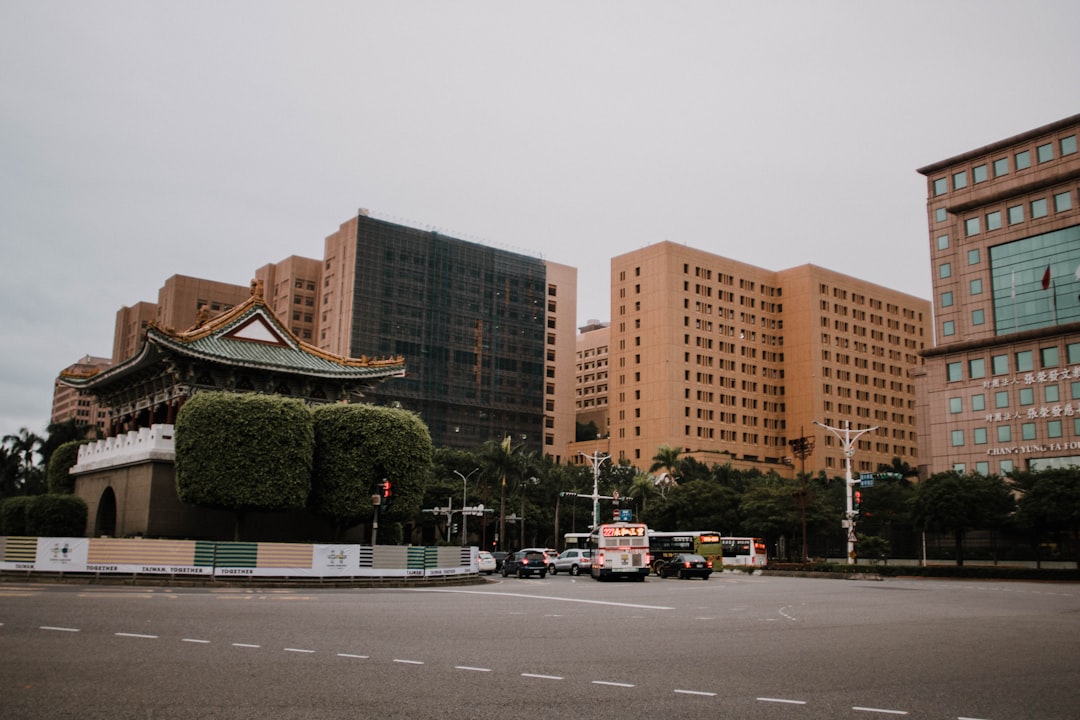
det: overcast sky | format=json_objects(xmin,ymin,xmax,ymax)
[{"xmin": 1, "ymin": 1, "xmax": 1078, "ymax": 443}]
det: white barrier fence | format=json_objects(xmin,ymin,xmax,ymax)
[{"xmin": 0, "ymin": 536, "xmax": 478, "ymax": 579}]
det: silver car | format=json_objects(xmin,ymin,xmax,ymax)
[{"xmin": 550, "ymin": 548, "xmax": 592, "ymax": 576}]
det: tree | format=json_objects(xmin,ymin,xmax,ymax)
[
  {"xmin": 2, "ymin": 428, "xmax": 45, "ymax": 498},
  {"xmin": 40, "ymin": 418, "xmax": 99, "ymax": 470},
  {"xmin": 911, "ymin": 471, "xmax": 1015, "ymax": 566},
  {"xmin": 47, "ymin": 440, "xmax": 86, "ymax": 495},
  {"xmin": 479, "ymin": 436, "xmax": 523, "ymax": 550},
  {"xmin": 174, "ymin": 392, "xmax": 314, "ymax": 540},
  {"xmin": 649, "ymin": 444, "xmax": 683, "ymax": 482},
  {"xmin": 309, "ymin": 404, "xmax": 433, "ymax": 540},
  {"xmin": 1014, "ymin": 467, "xmax": 1080, "ymax": 568}
]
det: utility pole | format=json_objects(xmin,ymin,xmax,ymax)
[
  {"xmin": 812, "ymin": 420, "xmax": 878, "ymax": 564},
  {"xmin": 788, "ymin": 428, "xmax": 815, "ymax": 562},
  {"xmin": 576, "ymin": 447, "xmax": 613, "ymax": 530},
  {"xmin": 453, "ymin": 468, "xmax": 479, "ymax": 546}
]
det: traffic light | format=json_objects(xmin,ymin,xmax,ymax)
[
  {"xmin": 381, "ymin": 479, "xmax": 393, "ymax": 509},
  {"xmin": 450, "ymin": 522, "xmax": 458, "ymax": 535},
  {"xmin": 853, "ymin": 490, "xmax": 862, "ymax": 518}
]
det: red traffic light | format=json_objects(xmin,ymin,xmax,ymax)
[{"xmin": 382, "ymin": 480, "xmax": 393, "ymax": 498}]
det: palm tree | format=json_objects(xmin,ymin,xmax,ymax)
[
  {"xmin": 649, "ymin": 444, "xmax": 682, "ymax": 481},
  {"xmin": 2, "ymin": 427, "xmax": 42, "ymax": 495},
  {"xmin": 479, "ymin": 436, "xmax": 520, "ymax": 551},
  {"xmin": 629, "ymin": 472, "xmax": 657, "ymax": 515}
]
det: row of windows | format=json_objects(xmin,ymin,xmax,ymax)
[
  {"xmin": 931, "ymin": 134, "xmax": 1077, "ymax": 197},
  {"xmin": 959, "ymin": 189, "xmax": 1074, "ymax": 238},
  {"xmin": 950, "ymin": 379, "xmax": 1080, "ymax": 415},
  {"xmin": 950, "ymin": 418, "xmax": 1080, "ymax": 449},
  {"xmin": 946, "ymin": 343, "xmax": 1080, "ymax": 382}
]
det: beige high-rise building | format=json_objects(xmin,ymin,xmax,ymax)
[
  {"xmin": 575, "ymin": 320, "xmax": 610, "ymax": 439},
  {"xmin": 254, "ymin": 255, "xmax": 323, "ymax": 345},
  {"xmin": 915, "ymin": 114, "xmax": 1080, "ymax": 477},
  {"xmin": 606, "ymin": 241, "xmax": 930, "ymax": 478},
  {"xmin": 51, "ymin": 354, "xmax": 111, "ymax": 435}
]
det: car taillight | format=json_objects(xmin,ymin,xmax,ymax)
[
  {"xmin": 522, "ymin": 558, "xmax": 529, "ymax": 565},
  {"xmin": 596, "ymin": 552, "xmax": 605, "ymax": 567},
  {"xmin": 683, "ymin": 561, "xmax": 692, "ymax": 568},
  {"xmin": 706, "ymin": 560, "xmax": 713, "ymax": 569}
]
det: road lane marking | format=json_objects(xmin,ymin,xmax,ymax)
[
  {"xmin": 284, "ymin": 648, "xmax": 315, "ymax": 654},
  {"xmin": 115, "ymin": 633, "xmax": 158, "ymax": 639},
  {"xmin": 455, "ymin": 666, "xmax": 493, "ymax": 672},
  {"xmin": 758, "ymin": 697, "xmax": 807, "ymax": 705},
  {"xmin": 40, "ymin": 626, "xmax": 80, "ymax": 632},
  {"xmin": 593, "ymin": 680, "xmax": 635, "ymax": 688},
  {"xmin": 393, "ymin": 659, "xmax": 424, "ymax": 665},
  {"xmin": 337, "ymin": 653, "xmax": 368, "ymax": 659},
  {"xmin": 182, "ymin": 638, "xmax": 210, "ymax": 644},
  {"xmin": 522, "ymin": 673, "xmax": 563, "ymax": 680},
  {"xmin": 415, "ymin": 588, "xmax": 673, "ymax": 610},
  {"xmin": 854, "ymin": 707, "xmax": 908, "ymax": 715},
  {"xmin": 232, "ymin": 643, "xmax": 260, "ymax": 648},
  {"xmin": 674, "ymin": 689, "xmax": 716, "ymax": 697}
]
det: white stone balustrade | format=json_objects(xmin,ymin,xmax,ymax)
[{"xmin": 72, "ymin": 424, "xmax": 177, "ymax": 473}]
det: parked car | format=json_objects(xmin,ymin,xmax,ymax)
[
  {"xmin": 657, "ymin": 553, "xmax": 713, "ymax": 580},
  {"xmin": 550, "ymin": 548, "xmax": 592, "ymax": 576},
  {"xmin": 477, "ymin": 550, "xmax": 497, "ymax": 575},
  {"xmin": 501, "ymin": 549, "xmax": 548, "ymax": 578}
]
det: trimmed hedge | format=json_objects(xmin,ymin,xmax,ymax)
[
  {"xmin": 0, "ymin": 495, "xmax": 87, "ymax": 537},
  {"xmin": 47, "ymin": 440, "xmax": 85, "ymax": 494}
]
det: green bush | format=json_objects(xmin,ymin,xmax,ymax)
[
  {"xmin": 0, "ymin": 496, "xmax": 33, "ymax": 535},
  {"xmin": 26, "ymin": 495, "xmax": 87, "ymax": 537},
  {"xmin": 47, "ymin": 440, "xmax": 85, "ymax": 494}
]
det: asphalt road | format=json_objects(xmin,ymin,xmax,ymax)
[{"xmin": 1, "ymin": 572, "xmax": 1078, "ymax": 719}]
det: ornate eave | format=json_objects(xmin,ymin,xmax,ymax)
[{"xmin": 58, "ymin": 280, "xmax": 406, "ymax": 422}]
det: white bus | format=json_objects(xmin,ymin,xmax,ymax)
[
  {"xmin": 589, "ymin": 522, "xmax": 650, "ymax": 581},
  {"xmin": 721, "ymin": 536, "xmax": 768, "ymax": 566}
]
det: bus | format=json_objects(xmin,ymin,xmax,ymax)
[
  {"xmin": 563, "ymin": 532, "xmax": 592, "ymax": 550},
  {"xmin": 588, "ymin": 522, "xmax": 650, "ymax": 581},
  {"xmin": 647, "ymin": 530, "xmax": 723, "ymax": 573},
  {"xmin": 721, "ymin": 537, "xmax": 768, "ymax": 566}
]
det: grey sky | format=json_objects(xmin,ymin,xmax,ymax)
[{"xmin": 2, "ymin": 1, "xmax": 1078, "ymax": 441}]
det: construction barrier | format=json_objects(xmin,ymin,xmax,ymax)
[{"xmin": 0, "ymin": 536, "xmax": 477, "ymax": 579}]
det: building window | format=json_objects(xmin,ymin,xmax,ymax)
[
  {"xmin": 995, "ymin": 390, "xmax": 1009, "ymax": 408},
  {"xmin": 935, "ymin": 208, "xmax": 947, "ymax": 223},
  {"xmin": 1021, "ymin": 423, "xmax": 1036, "ymax": 441},
  {"xmin": 1008, "ymin": 205, "xmax": 1024, "ymax": 224},
  {"xmin": 939, "ymin": 263, "xmax": 952, "ymax": 279},
  {"xmin": 973, "ymin": 427, "xmax": 988, "ymax": 445},
  {"xmin": 1019, "ymin": 387, "xmax": 1034, "ymax": 406},
  {"xmin": 972, "ymin": 394, "xmax": 986, "ymax": 412},
  {"xmin": 991, "ymin": 354, "xmax": 1009, "ymax": 375},
  {"xmin": 1037, "ymin": 143, "xmax": 1054, "ymax": 163},
  {"xmin": 1016, "ymin": 350, "xmax": 1033, "ymax": 372},
  {"xmin": 1062, "ymin": 135, "xmax": 1077, "ymax": 156},
  {"xmin": 1054, "ymin": 191, "xmax": 1072, "ymax": 212},
  {"xmin": 1031, "ymin": 198, "xmax": 1048, "ymax": 219},
  {"xmin": 1045, "ymin": 384, "xmax": 1060, "ymax": 403},
  {"xmin": 1001, "ymin": 460, "xmax": 1014, "ymax": 475},
  {"xmin": 1042, "ymin": 346, "xmax": 1059, "ymax": 368},
  {"xmin": 1071, "ymin": 342, "xmax": 1080, "ymax": 364},
  {"xmin": 965, "ymin": 217, "xmax": 980, "ymax": 236},
  {"xmin": 993, "ymin": 157, "xmax": 1009, "ymax": 176},
  {"xmin": 986, "ymin": 210, "xmax": 1002, "ymax": 231},
  {"xmin": 972, "ymin": 308, "xmax": 985, "ymax": 326},
  {"xmin": 951, "ymin": 430, "xmax": 964, "ymax": 447},
  {"xmin": 1047, "ymin": 420, "xmax": 1063, "ymax": 439},
  {"xmin": 970, "ymin": 278, "xmax": 983, "ymax": 295},
  {"xmin": 941, "ymin": 291, "xmax": 953, "ymax": 308},
  {"xmin": 947, "ymin": 362, "xmax": 962, "ymax": 382},
  {"xmin": 953, "ymin": 170, "xmax": 968, "ymax": 190},
  {"xmin": 949, "ymin": 397, "xmax": 962, "ymax": 414},
  {"xmin": 933, "ymin": 178, "xmax": 947, "ymax": 196},
  {"xmin": 937, "ymin": 235, "xmax": 950, "ymax": 251},
  {"xmin": 1015, "ymin": 150, "xmax": 1031, "ymax": 170},
  {"xmin": 997, "ymin": 425, "xmax": 1012, "ymax": 443},
  {"xmin": 968, "ymin": 249, "xmax": 980, "ymax": 266},
  {"xmin": 969, "ymin": 358, "xmax": 986, "ymax": 379},
  {"xmin": 942, "ymin": 320, "xmax": 955, "ymax": 337},
  {"xmin": 973, "ymin": 164, "xmax": 988, "ymax": 183}
]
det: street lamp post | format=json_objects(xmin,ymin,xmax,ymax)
[
  {"xmin": 578, "ymin": 448, "xmax": 613, "ymax": 530},
  {"xmin": 453, "ymin": 468, "xmax": 479, "ymax": 546},
  {"xmin": 813, "ymin": 420, "xmax": 878, "ymax": 564}
]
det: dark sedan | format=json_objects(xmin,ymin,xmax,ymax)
[
  {"xmin": 657, "ymin": 553, "xmax": 713, "ymax": 580},
  {"xmin": 500, "ymin": 549, "xmax": 548, "ymax": 578}
]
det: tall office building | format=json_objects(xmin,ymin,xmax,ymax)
[
  {"xmin": 915, "ymin": 114, "xmax": 1080, "ymax": 476},
  {"xmin": 575, "ymin": 320, "xmax": 610, "ymax": 441},
  {"xmin": 254, "ymin": 255, "xmax": 324, "ymax": 345},
  {"xmin": 320, "ymin": 211, "xmax": 577, "ymax": 454},
  {"xmin": 607, "ymin": 242, "xmax": 929, "ymax": 478},
  {"xmin": 50, "ymin": 354, "xmax": 111, "ymax": 435}
]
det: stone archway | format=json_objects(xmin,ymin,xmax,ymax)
[{"xmin": 95, "ymin": 487, "xmax": 117, "ymax": 538}]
